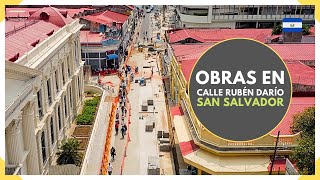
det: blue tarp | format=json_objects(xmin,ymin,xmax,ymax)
[{"xmin": 106, "ymin": 54, "xmax": 118, "ymax": 60}]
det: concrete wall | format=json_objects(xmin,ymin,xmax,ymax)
[{"xmin": 84, "ymin": 85, "xmax": 104, "ymax": 94}]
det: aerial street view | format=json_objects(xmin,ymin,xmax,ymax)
[{"xmin": 4, "ymin": 5, "xmax": 315, "ymax": 175}]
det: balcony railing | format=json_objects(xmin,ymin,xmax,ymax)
[{"xmin": 179, "ymin": 93, "xmax": 299, "ymax": 153}]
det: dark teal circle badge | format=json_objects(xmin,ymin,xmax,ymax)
[{"xmin": 189, "ymin": 39, "xmax": 292, "ymax": 141}]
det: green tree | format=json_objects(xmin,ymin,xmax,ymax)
[
  {"xmin": 290, "ymin": 107, "xmax": 315, "ymax": 175},
  {"xmin": 272, "ymin": 24, "xmax": 282, "ymax": 35},
  {"xmin": 56, "ymin": 138, "xmax": 82, "ymax": 166},
  {"xmin": 302, "ymin": 24, "xmax": 311, "ymax": 35},
  {"xmin": 291, "ymin": 107, "xmax": 315, "ymax": 138}
]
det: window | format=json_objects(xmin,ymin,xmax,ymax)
[
  {"xmin": 50, "ymin": 117, "xmax": 55, "ymax": 145},
  {"xmin": 57, "ymin": 106, "xmax": 62, "ymax": 130},
  {"xmin": 64, "ymin": 95, "xmax": 67, "ymax": 117},
  {"xmin": 74, "ymin": 41, "xmax": 79, "ymax": 67},
  {"xmin": 55, "ymin": 70, "xmax": 59, "ymax": 93},
  {"xmin": 41, "ymin": 131, "xmax": 47, "ymax": 163},
  {"xmin": 61, "ymin": 63, "xmax": 65, "ymax": 85},
  {"xmin": 47, "ymin": 79, "xmax": 52, "ymax": 105},
  {"xmin": 78, "ymin": 77, "xmax": 81, "ymax": 99},
  {"xmin": 67, "ymin": 56, "xmax": 71, "ymax": 77},
  {"xmin": 69, "ymin": 86, "xmax": 73, "ymax": 109},
  {"xmin": 37, "ymin": 90, "xmax": 43, "ymax": 118}
]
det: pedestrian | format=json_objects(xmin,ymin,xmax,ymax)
[
  {"xmin": 121, "ymin": 126, "xmax": 125, "ymax": 138},
  {"xmin": 121, "ymin": 115, "xmax": 125, "ymax": 124},
  {"xmin": 121, "ymin": 105, "xmax": 125, "ymax": 113},
  {"xmin": 115, "ymin": 121, "xmax": 119, "ymax": 135},
  {"xmin": 110, "ymin": 147, "xmax": 116, "ymax": 161},
  {"xmin": 124, "ymin": 124, "xmax": 127, "ymax": 134},
  {"xmin": 125, "ymin": 108, "xmax": 127, "ymax": 117},
  {"xmin": 151, "ymin": 67, "xmax": 153, "ymax": 76},
  {"xmin": 116, "ymin": 112, "xmax": 119, "ymax": 122},
  {"xmin": 108, "ymin": 163, "xmax": 113, "ymax": 175}
]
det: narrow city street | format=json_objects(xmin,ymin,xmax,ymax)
[{"xmin": 104, "ymin": 9, "xmax": 174, "ymax": 175}]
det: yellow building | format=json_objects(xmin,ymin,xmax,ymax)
[{"xmin": 166, "ymin": 32, "xmax": 315, "ymax": 174}]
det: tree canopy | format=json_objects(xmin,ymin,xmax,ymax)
[
  {"xmin": 56, "ymin": 138, "xmax": 82, "ymax": 166},
  {"xmin": 290, "ymin": 107, "xmax": 315, "ymax": 175}
]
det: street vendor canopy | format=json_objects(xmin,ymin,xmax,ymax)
[{"xmin": 106, "ymin": 54, "xmax": 118, "ymax": 60}]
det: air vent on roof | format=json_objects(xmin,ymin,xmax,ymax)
[
  {"xmin": 31, "ymin": 39, "xmax": 40, "ymax": 47},
  {"xmin": 9, "ymin": 53, "xmax": 20, "ymax": 62},
  {"xmin": 46, "ymin": 30, "xmax": 54, "ymax": 36}
]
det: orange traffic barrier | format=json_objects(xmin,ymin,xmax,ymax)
[{"xmin": 100, "ymin": 42, "xmax": 135, "ymax": 175}]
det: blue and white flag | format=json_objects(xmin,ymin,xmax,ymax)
[{"xmin": 282, "ymin": 18, "xmax": 302, "ymax": 32}]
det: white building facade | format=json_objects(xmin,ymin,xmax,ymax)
[
  {"xmin": 175, "ymin": 5, "xmax": 315, "ymax": 28},
  {"xmin": 5, "ymin": 20, "xmax": 85, "ymax": 175}
]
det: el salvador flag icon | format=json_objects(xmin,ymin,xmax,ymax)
[{"xmin": 282, "ymin": 18, "xmax": 302, "ymax": 32}]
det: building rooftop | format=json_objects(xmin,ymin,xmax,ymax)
[
  {"xmin": 5, "ymin": 20, "xmax": 60, "ymax": 61},
  {"xmin": 285, "ymin": 61, "xmax": 315, "ymax": 86},
  {"xmin": 170, "ymin": 106, "xmax": 184, "ymax": 118},
  {"xmin": 168, "ymin": 29, "xmax": 273, "ymax": 43},
  {"xmin": 171, "ymin": 43, "xmax": 315, "ymax": 84},
  {"xmin": 82, "ymin": 10, "xmax": 129, "ymax": 25},
  {"xmin": 271, "ymin": 97, "xmax": 314, "ymax": 136},
  {"xmin": 80, "ymin": 30, "xmax": 104, "ymax": 43},
  {"xmin": 269, "ymin": 44, "xmax": 315, "ymax": 61},
  {"xmin": 28, "ymin": 6, "xmax": 74, "ymax": 27}
]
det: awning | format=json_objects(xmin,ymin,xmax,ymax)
[{"xmin": 106, "ymin": 54, "xmax": 118, "ymax": 60}]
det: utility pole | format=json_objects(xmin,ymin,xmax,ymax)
[{"xmin": 269, "ymin": 131, "xmax": 280, "ymax": 175}]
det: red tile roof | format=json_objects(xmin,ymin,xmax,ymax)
[
  {"xmin": 271, "ymin": 97, "xmax": 314, "ymax": 136},
  {"xmin": 29, "ymin": 6, "xmax": 74, "ymax": 27},
  {"xmin": 170, "ymin": 106, "xmax": 184, "ymax": 118},
  {"xmin": 179, "ymin": 140, "xmax": 199, "ymax": 156},
  {"xmin": 267, "ymin": 159, "xmax": 286, "ymax": 172},
  {"xmin": 268, "ymin": 44, "xmax": 315, "ymax": 61},
  {"xmin": 168, "ymin": 29, "xmax": 273, "ymax": 43},
  {"xmin": 171, "ymin": 44, "xmax": 211, "ymax": 62},
  {"xmin": 171, "ymin": 44, "xmax": 315, "ymax": 84},
  {"xmin": 82, "ymin": 10, "xmax": 129, "ymax": 25},
  {"xmin": 80, "ymin": 30, "xmax": 104, "ymax": 43},
  {"xmin": 5, "ymin": 20, "xmax": 60, "ymax": 61},
  {"xmin": 285, "ymin": 61, "xmax": 315, "ymax": 86}
]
